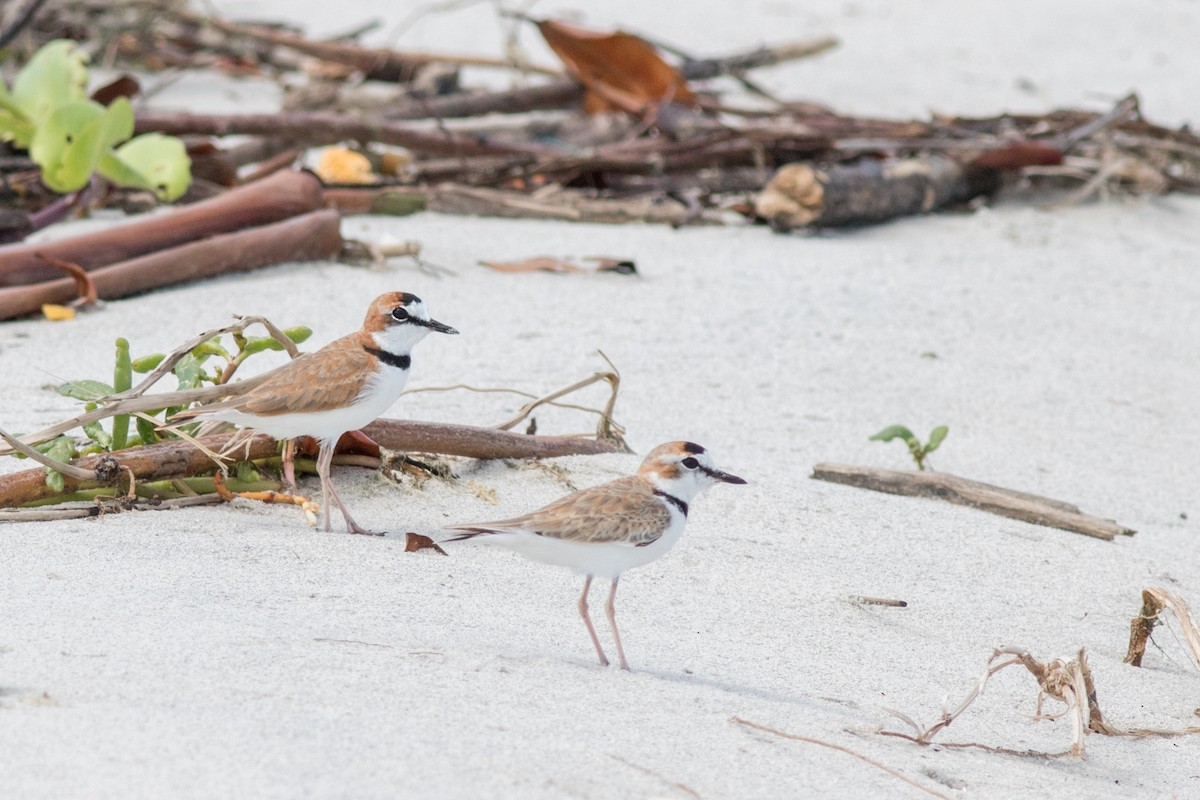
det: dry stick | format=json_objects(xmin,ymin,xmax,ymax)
[
  {"xmin": 810, "ymin": 463, "xmax": 1134, "ymax": 540},
  {"xmin": 362, "ymin": 420, "xmax": 621, "ymax": 461},
  {"xmin": 0, "ymin": 0, "xmax": 49, "ymax": 49},
  {"xmin": 1056, "ymin": 93, "xmax": 1140, "ymax": 151},
  {"xmin": 0, "ymin": 427, "xmax": 99, "ymax": 481},
  {"xmin": 122, "ymin": 315, "xmax": 301, "ymax": 402},
  {"xmin": 165, "ymin": 6, "xmax": 562, "ymax": 79},
  {"xmin": 0, "ymin": 169, "xmax": 323, "ymax": 287},
  {"xmin": 608, "ymin": 754, "xmax": 701, "ymax": 800},
  {"xmin": 730, "ymin": 716, "xmax": 952, "ymax": 800},
  {"xmin": 0, "ymin": 209, "xmax": 344, "ymax": 320},
  {"xmin": 0, "ymin": 494, "xmax": 224, "ymax": 523},
  {"xmin": 134, "ymin": 111, "xmax": 551, "ymax": 158},
  {"xmin": 1125, "ymin": 587, "xmax": 1200, "ymax": 669}
]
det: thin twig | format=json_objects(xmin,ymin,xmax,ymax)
[
  {"xmin": 731, "ymin": 716, "xmax": 952, "ymax": 800},
  {"xmin": 0, "ymin": 427, "xmax": 98, "ymax": 481}
]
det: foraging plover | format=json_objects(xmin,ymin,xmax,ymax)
[
  {"xmin": 179, "ymin": 292, "xmax": 457, "ymax": 534},
  {"xmin": 444, "ymin": 441, "xmax": 745, "ymax": 670}
]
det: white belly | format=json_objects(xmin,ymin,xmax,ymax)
[{"xmin": 476, "ymin": 509, "xmax": 688, "ymax": 580}]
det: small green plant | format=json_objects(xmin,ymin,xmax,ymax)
[
  {"xmin": 31, "ymin": 326, "xmax": 311, "ymax": 490},
  {"xmin": 870, "ymin": 424, "xmax": 948, "ymax": 471},
  {"xmin": 0, "ymin": 39, "xmax": 191, "ymax": 199}
]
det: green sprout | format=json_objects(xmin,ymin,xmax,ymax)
[
  {"xmin": 870, "ymin": 424, "xmax": 948, "ymax": 471},
  {"xmin": 42, "ymin": 326, "xmax": 311, "ymax": 492},
  {"xmin": 0, "ymin": 40, "xmax": 191, "ymax": 199}
]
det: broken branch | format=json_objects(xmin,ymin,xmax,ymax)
[{"xmin": 810, "ymin": 463, "xmax": 1134, "ymax": 540}]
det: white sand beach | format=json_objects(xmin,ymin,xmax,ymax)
[{"xmin": 2, "ymin": 2, "xmax": 1199, "ymax": 798}]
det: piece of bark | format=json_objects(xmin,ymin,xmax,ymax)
[
  {"xmin": 0, "ymin": 170, "xmax": 323, "ymax": 287},
  {"xmin": 0, "ymin": 210, "xmax": 343, "ymax": 320},
  {"xmin": 1125, "ymin": 587, "xmax": 1200, "ymax": 669},
  {"xmin": 756, "ymin": 156, "xmax": 998, "ymax": 230},
  {"xmin": 0, "ymin": 423, "xmax": 618, "ymax": 508},
  {"xmin": 810, "ymin": 463, "xmax": 1134, "ymax": 541}
]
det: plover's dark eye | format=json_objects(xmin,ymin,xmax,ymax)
[
  {"xmin": 681, "ymin": 457, "xmax": 699, "ymax": 469},
  {"xmin": 391, "ymin": 307, "xmax": 410, "ymax": 321}
]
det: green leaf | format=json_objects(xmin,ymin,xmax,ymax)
[
  {"xmin": 11, "ymin": 40, "xmax": 89, "ymax": 128},
  {"xmin": 38, "ymin": 436, "xmax": 75, "ymax": 460},
  {"xmin": 174, "ymin": 353, "xmax": 206, "ymax": 390},
  {"xmin": 235, "ymin": 460, "xmax": 262, "ymax": 483},
  {"xmin": 925, "ymin": 425, "xmax": 949, "ymax": 454},
  {"xmin": 0, "ymin": 90, "xmax": 35, "ymax": 146},
  {"xmin": 285, "ymin": 326, "xmax": 313, "ymax": 345},
  {"xmin": 30, "ymin": 98, "xmax": 134, "ymax": 193},
  {"xmin": 103, "ymin": 133, "xmax": 192, "ymax": 200},
  {"xmin": 191, "ymin": 340, "xmax": 231, "ymax": 360},
  {"xmin": 111, "ymin": 337, "xmax": 132, "ymax": 450},
  {"xmin": 869, "ymin": 425, "xmax": 916, "ymax": 443},
  {"xmin": 131, "ymin": 353, "xmax": 166, "ymax": 373},
  {"xmin": 82, "ymin": 419, "xmax": 113, "ymax": 449},
  {"xmin": 57, "ymin": 379, "xmax": 115, "ymax": 401},
  {"xmin": 240, "ymin": 325, "xmax": 315, "ymax": 357},
  {"xmin": 41, "ymin": 434, "xmax": 76, "ymax": 492},
  {"xmin": 136, "ymin": 416, "xmax": 160, "ymax": 445}
]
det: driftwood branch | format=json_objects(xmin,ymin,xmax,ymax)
[
  {"xmin": 0, "ymin": 209, "xmax": 343, "ymax": 320},
  {"xmin": 0, "ymin": 422, "xmax": 619, "ymax": 509},
  {"xmin": 0, "ymin": 170, "xmax": 324, "ymax": 287},
  {"xmin": 810, "ymin": 463, "xmax": 1134, "ymax": 541}
]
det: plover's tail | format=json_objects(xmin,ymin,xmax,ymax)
[{"xmin": 440, "ymin": 526, "xmax": 503, "ymax": 543}]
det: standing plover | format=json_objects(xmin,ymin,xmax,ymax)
[
  {"xmin": 444, "ymin": 441, "xmax": 745, "ymax": 670},
  {"xmin": 179, "ymin": 292, "xmax": 457, "ymax": 534}
]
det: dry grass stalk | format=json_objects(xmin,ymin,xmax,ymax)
[
  {"xmin": 884, "ymin": 646, "xmax": 1200, "ymax": 757},
  {"xmin": 730, "ymin": 716, "xmax": 953, "ymax": 800},
  {"xmin": 1125, "ymin": 587, "xmax": 1200, "ymax": 670}
]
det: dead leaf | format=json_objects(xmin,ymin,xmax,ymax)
[
  {"xmin": 90, "ymin": 75, "xmax": 140, "ymax": 107},
  {"xmin": 536, "ymin": 19, "xmax": 695, "ymax": 116},
  {"xmin": 479, "ymin": 256, "xmax": 638, "ymax": 275},
  {"xmin": 405, "ymin": 532, "xmax": 447, "ymax": 555}
]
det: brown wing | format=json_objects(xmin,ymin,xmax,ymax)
[
  {"xmin": 212, "ymin": 333, "xmax": 375, "ymax": 417},
  {"xmin": 462, "ymin": 476, "xmax": 671, "ymax": 546}
]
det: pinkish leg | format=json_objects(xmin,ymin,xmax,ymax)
[
  {"xmin": 316, "ymin": 442, "xmax": 334, "ymax": 532},
  {"xmin": 577, "ymin": 576, "xmax": 609, "ymax": 667},
  {"xmin": 282, "ymin": 438, "xmax": 297, "ymax": 492},
  {"xmin": 316, "ymin": 440, "xmax": 382, "ymax": 536},
  {"xmin": 605, "ymin": 578, "xmax": 630, "ymax": 671}
]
